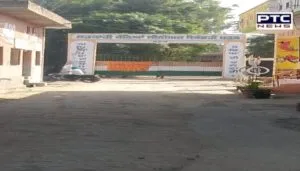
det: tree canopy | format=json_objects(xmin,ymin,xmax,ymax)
[
  {"xmin": 39, "ymin": 0, "xmax": 235, "ymax": 73},
  {"xmin": 247, "ymin": 34, "xmax": 274, "ymax": 58}
]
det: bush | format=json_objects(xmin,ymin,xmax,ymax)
[{"xmin": 246, "ymin": 81, "xmax": 261, "ymax": 89}]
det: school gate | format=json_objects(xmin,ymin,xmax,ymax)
[{"xmin": 67, "ymin": 34, "xmax": 246, "ymax": 79}]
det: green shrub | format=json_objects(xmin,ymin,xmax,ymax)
[{"xmin": 246, "ymin": 81, "xmax": 261, "ymax": 89}]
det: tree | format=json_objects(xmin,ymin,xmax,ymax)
[
  {"xmin": 41, "ymin": 0, "xmax": 234, "ymax": 73},
  {"xmin": 247, "ymin": 34, "xmax": 274, "ymax": 58}
]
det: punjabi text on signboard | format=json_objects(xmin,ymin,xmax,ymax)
[
  {"xmin": 223, "ymin": 42, "xmax": 244, "ymax": 79},
  {"xmin": 228, "ymin": 45, "xmax": 239, "ymax": 76},
  {"xmin": 70, "ymin": 41, "xmax": 95, "ymax": 75},
  {"xmin": 73, "ymin": 34, "xmax": 243, "ymax": 43},
  {"xmin": 72, "ymin": 42, "xmax": 88, "ymax": 73}
]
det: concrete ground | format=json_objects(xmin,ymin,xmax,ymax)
[{"xmin": 0, "ymin": 77, "xmax": 300, "ymax": 171}]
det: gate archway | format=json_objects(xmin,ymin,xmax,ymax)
[{"xmin": 67, "ymin": 33, "xmax": 246, "ymax": 79}]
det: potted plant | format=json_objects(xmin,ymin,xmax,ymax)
[
  {"xmin": 238, "ymin": 77, "xmax": 271, "ymax": 99},
  {"xmin": 242, "ymin": 80, "xmax": 260, "ymax": 98},
  {"xmin": 252, "ymin": 87, "xmax": 272, "ymax": 99}
]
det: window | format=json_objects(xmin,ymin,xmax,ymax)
[
  {"xmin": 0, "ymin": 47, "xmax": 3, "ymax": 65},
  {"xmin": 26, "ymin": 26, "xmax": 31, "ymax": 34},
  {"xmin": 279, "ymin": 4, "xmax": 283, "ymax": 10},
  {"xmin": 35, "ymin": 51, "xmax": 41, "ymax": 66},
  {"xmin": 32, "ymin": 28, "xmax": 35, "ymax": 34},
  {"xmin": 10, "ymin": 48, "xmax": 21, "ymax": 65},
  {"xmin": 286, "ymin": 2, "xmax": 290, "ymax": 8}
]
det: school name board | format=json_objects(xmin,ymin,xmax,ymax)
[{"xmin": 71, "ymin": 34, "xmax": 245, "ymax": 44}]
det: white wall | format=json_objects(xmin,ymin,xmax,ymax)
[
  {"xmin": 30, "ymin": 51, "xmax": 42, "ymax": 83},
  {"xmin": 0, "ymin": 46, "xmax": 23, "ymax": 89},
  {"xmin": 0, "ymin": 13, "xmax": 44, "ymax": 89},
  {"xmin": 148, "ymin": 66, "xmax": 222, "ymax": 72}
]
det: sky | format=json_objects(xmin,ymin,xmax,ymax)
[
  {"xmin": 219, "ymin": 0, "xmax": 268, "ymax": 17},
  {"xmin": 218, "ymin": 0, "xmax": 268, "ymax": 33}
]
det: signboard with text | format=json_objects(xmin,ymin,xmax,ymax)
[
  {"xmin": 68, "ymin": 33, "xmax": 246, "ymax": 77},
  {"xmin": 223, "ymin": 42, "xmax": 245, "ymax": 79},
  {"xmin": 68, "ymin": 40, "xmax": 96, "ymax": 75},
  {"xmin": 71, "ymin": 34, "xmax": 245, "ymax": 44},
  {"xmin": 275, "ymin": 36, "xmax": 300, "ymax": 85}
]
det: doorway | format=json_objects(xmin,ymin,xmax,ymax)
[{"xmin": 22, "ymin": 50, "xmax": 32, "ymax": 76}]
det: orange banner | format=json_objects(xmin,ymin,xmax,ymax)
[
  {"xmin": 275, "ymin": 36, "xmax": 300, "ymax": 80},
  {"xmin": 107, "ymin": 61, "xmax": 153, "ymax": 71},
  {"xmin": 276, "ymin": 36, "xmax": 300, "ymax": 70}
]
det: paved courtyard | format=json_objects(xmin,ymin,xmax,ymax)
[{"xmin": 0, "ymin": 78, "xmax": 300, "ymax": 171}]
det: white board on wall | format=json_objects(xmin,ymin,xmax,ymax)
[
  {"xmin": 69, "ymin": 41, "xmax": 96, "ymax": 75},
  {"xmin": 223, "ymin": 42, "xmax": 245, "ymax": 79}
]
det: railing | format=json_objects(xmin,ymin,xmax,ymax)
[{"xmin": 293, "ymin": 5, "xmax": 300, "ymax": 13}]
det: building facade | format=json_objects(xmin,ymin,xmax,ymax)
[
  {"xmin": 240, "ymin": 0, "xmax": 300, "ymax": 93},
  {"xmin": 239, "ymin": 0, "xmax": 277, "ymax": 33},
  {"xmin": 274, "ymin": 0, "xmax": 293, "ymax": 11},
  {"xmin": 276, "ymin": 0, "xmax": 300, "ymax": 36},
  {"xmin": 273, "ymin": 0, "xmax": 300, "ymax": 93},
  {"xmin": 0, "ymin": 0, "xmax": 71, "ymax": 90}
]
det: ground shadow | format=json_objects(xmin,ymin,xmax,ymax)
[
  {"xmin": 1, "ymin": 89, "xmax": 300, "ymax": 170},
  {"xmin": 0, "ymin": 90, "xmax": 237, "ymax": 171},
  {"xmin": 274, "ymin": 117, "xmax": 300, "ymax": 132}
]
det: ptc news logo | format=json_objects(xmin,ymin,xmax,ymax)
[{"xmin": 256, "ymin": 12, "xmax": 293, "ymax": 30}]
